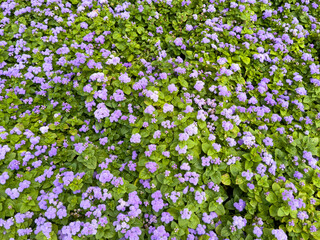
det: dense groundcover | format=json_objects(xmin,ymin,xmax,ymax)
[{"xmin": 1, "ymin": 0, "xmax": 320, "ymax": 239}]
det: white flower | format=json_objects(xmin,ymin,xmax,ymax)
[{"xmin": 40, "ymin": 126, "xmax": 49, "ymax": 134}]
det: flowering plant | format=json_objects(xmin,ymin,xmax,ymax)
[{"xmin": 0, "ymin": 0, "xmax": 320, "ymax": 239}]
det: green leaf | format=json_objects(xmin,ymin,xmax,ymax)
[
  {"xmin": 113, "ymin": 32, "xmax": 121, "ymax": 39},
  {"xmin": 104, "ymin": 230, "xmax": 116, "ymax": 238},
  {"xmin": 211, "ymin": 171, "xmax": 221, "ymax": 184},
  {"xmin": 127, "ymin": 54, "xmax": 134, "ymax": 62},
  {"xmin": 83, "ymin": 156, "xmax": 97, "ymax": 169},
  {"xmin": 266, "ymin": 192, "xmax": 277, "ymax": 203},
  {"xmin": 272, "ymin": 183, "xmax": 281, "ymax": 191},
  {"xmin": 20, "ymin": 203, "xmax": 30, "ymax": 213},
  {"xmin": 139, "ymin": 168, "xmax": 151, "ymax": 180},
  {"xmin": 221, "ymin": 226, "xmax": 230, "ymax": 237},
  {"xmin": 188, "ymin": 214, "xmax": 200, "ymax": 228},
  {"xmin": 167, "ymin": 208, "xmax": 179, "ymax": 219},
  {"xmin": 215, "ymin": 204, "xmax": 225, "ymax": 215},
  {"xmin": 221, "ymin": 173, "xmax": 231, "ymax": 185},
  {"xmin": 202, "ymin": 143, "xmax": 211, "ymax": 154},
  {"xmin": 277, "ymin": 206, "xmax": 289, "ymax": 217},
  {"xmin": 269, "ymin": 205, "xmax": 278, "ymax": 217},
  {"xmin": 230, "ymin": 164, "xmax": 241, "ymax": 176},
  {"xmin": 241, "ymin": 56, "xmax": 250, "ymax": 65},
  {"xmin": 198, "ymin": 121, "xmax": 206, "ymax": 129},
  {"xmin": 137, "ymin": 26, "xmax": 144, "ymax": 34},
  {"xmin": 96, "ymin": 229, "xmax": 104, "ymax": 239}
]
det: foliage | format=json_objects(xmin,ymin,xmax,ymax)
[{"xmin": 0, "ymin": 0, "xmax": 320, "ymax": 239}]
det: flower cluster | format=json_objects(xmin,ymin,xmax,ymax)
[{"xmin": 0, "ymin": 0, "xmax": 320, "ymax": 239}]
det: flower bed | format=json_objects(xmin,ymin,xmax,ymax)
[{"xmin": 0, "ymin": 0, "xmax": 320, "ymax": 239}]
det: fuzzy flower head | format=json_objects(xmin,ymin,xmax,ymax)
[
  {"xmin": 168, "ymin": 84, "xmax": 178, "ymax": 93},
  {"xmin": 194, "ymin": 81, "xmax": 205, "ymax": 91},
  {"xmin": 180, "ymin": 208, "xmax": 192, "ymax": 219},
  {"xmin": 130, "ymin": 133, "xmax": 141, "ymax": 143},
  {"xmin": 272, "ymin": 229, "xmax": 287, "ymax": 240}
]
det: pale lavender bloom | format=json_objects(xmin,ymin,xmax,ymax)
[
  {"xmin": 297, "ymin": 211, "xmax": 309, "ymax": 220},
  {"xmin": 174, "ymin": 38, "xmax": 183, "ymax": 46},
  {"xmin": 153, "ymin": 130, "xmax": 161, "ymax": 139},
  {"xmin": 168, "ymin": 84, "xmax": 177, "ymax": 93},
  {"xmin": 295, "ymin": 87, "xmax": 307, "ymax": 95},
  {"xmin": 263, "ymin": 137, "xmax": 273, "ymax": 147},
  {"xmin": 138, "ymin": 5, "xmax": 144, "ymax": 12},
  {"xmin": 234, "ymin": 199, "xmax": 246, "ymax": 212},
  {"xmin": 253, "ymin": 226, "xmax": 263, "ymax": 237},
  {"xmin": 186, "ymin": 24, "xmax": 193, "ymax": 31},
  {"xmin": 161, "ymin": 212, "xmax": 173, "ymax": 224},
  {"xmin": 217, "ymin": 57, "xmax": 227, "ymax": 65},
  {"xmin": 39, "ymin": 126, "xmax": 49, "ymax": 134},
  {"xmin": 130, "ymin": 133, "xmax": 141, "ymax": 143},
  {"xmin": 175, "ymin": 145, "xmax": 187, "ymax": 154},
  {"xmin": 180, "ymin": 208, "xmax": 192, "ymax": 219},
  {"xmin": 163, "ymin": 103, "xmax": 174, "ymax": 113},
  {"xmin": 194, "ymin": 81, "xmax": 204, "ymax": 91},
  {"xmin": 146, "ymin": 162, "xmax": 158, "ymax": 173},
  {"xmin": 222, "ymin": 121, "xmax": 233, "ymax": 131},
  {"xmin": 232, "ymin": 216, "xmax": 247, "ymax": 229},
  {"xmin": 272, "ymin": 229, "xmax": 287, "ymax": 240},
  {"xmin": 144, "ymin": 105, "xmax": 155, "ymax": 114},
  {"xmin": 179, "ymin": 133, "xmax": 189, "ymax": 141},
  {"xmin": 119, "ymin": 73, "xmax": 131, "ymax": 83}
]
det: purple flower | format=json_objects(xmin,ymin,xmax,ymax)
[
  {"xmin": 113, "ymin": 89, "xmax": 125, "ymax": 102},
  {"xmin": 161, "ymin": 212, "xmax": 173, "ymax": 224},
  {"xmin": 180, "ymin": 208, "xmax": 192, "ymax": 219},
  {"xmin": 217, "ymin": 57, "xmax": 227, "ymax": 65},
  {"xmin": 74, "ymin": 143, "xmax": 86, "ymax": 154},
  {"xmin": 195, "ymin": 191, "xmax": 206, "ymax": 204},
  {"xmin": 159, "ymin": 72, "xmax": 167, "ymax": 79},
  {"xmin": 151, "ymin": 198, "xmax": 164, "ymax": 212},
  {"xmin": 216, "ymin": 197, "xmax": 224, "ymax": 204},
  {"xmin": 39, "ymin": 126, "xmax": 49, "ymax": 134},
  {"xmin": 179, "ymin": 133, "xmax": 189, "ymax": 141},
  {"xmin": 138, "ymin": 5, "xmax": 144, "ymax": 12},
  {"xmin": 310, "ymin": 63, "xmax": 320, "ymax": 74},
  {"xmin": 186, "ymin": 24, "xmax": 193, "ymax": 31},
  {"xmin": 222, "ymin": 121, "xmax": 233, "ymax": 131},
  {"xmin": 168, "ymin": 84, "xmax": 177, "ymax": 93},
  {"xmin": 293, "ymin": 171, "xmax": 303, "ymax": 179},
  {"xmin": 130, "ymin": 133, "xmax": 141, "ymax": 143},
  {"xmin": 98, "ymin": 170, "xmax": 113, "ymax": 183},
  {"xmin": 151, "ymin": 226, "xmax": 169, "ymax": 240},
  {"xmin": 231, "ymin": 63, "xmax": 240, "ymax": 72},
  {"xmin": 153, "ymin": 130, "xmax": 161, "ymax": 139},
  {"xmin": 94, "ymin": 106, "xmax": 110, "ymax": 120},
  {"xmin": 297, "ymin": 211, "xmax": 309, "ymax": 220},
  {"xmin": 80, "ymin": 200, "xmax": 91, "ymax": 210},
  {"xmin": 253, "ymin": 226, "xmax": 263, "ymax": 237},
  {"xmin": 295, "ymin": 87, "xmax": 307, "ymax": 96},
  {"xmin": 212, "ymin": 143, "xmax": 221, "ymax": 152},
  {"xmin": 146, "ymin": 162, "xmax": 158, "ymax": 173},
  {"xmin": 45, "ymin": 206, "xmax": 56, "ymax": 219},
  {"xmin": 232, "ymin": 216, "xmax": 247, "ymax": 229},
  {"xmin": 263, "ymin": 10, "xmax": 273, "ymax": 18},
  {"xmin": 175, "ymin": 145, "xmax": 187, "ymax": 154},
  {"xmin": 30, "ymin": 136, "xmax": 40, "ymax": 145},
  {"xmin": 237, "ymin": 92, "xmax": 247, "ymax": 102},
  {"xmin": 174, "ymin": 38, "xmax": 183, "ymax": 46},
  {"xmin": 163, "ymin": 103, "xmax": 174, "ymax": 113},
  {"xmin": 194, "ymin": 81, "xmax": 204, "ymax": 91},
  {"xmin": 234, "ymin": 199, "xmax": 246, "ymax": 212},
  {"xmin": 119, "ymin": 73, "xmax": 131, "ymax": 83},
  {"xmin": 263, "ymin": 137, "xmax": 273, "ymax": 147},
  {"xmin": 272, "ymin": 229, "xmax": 287, "ymax": 240}
]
